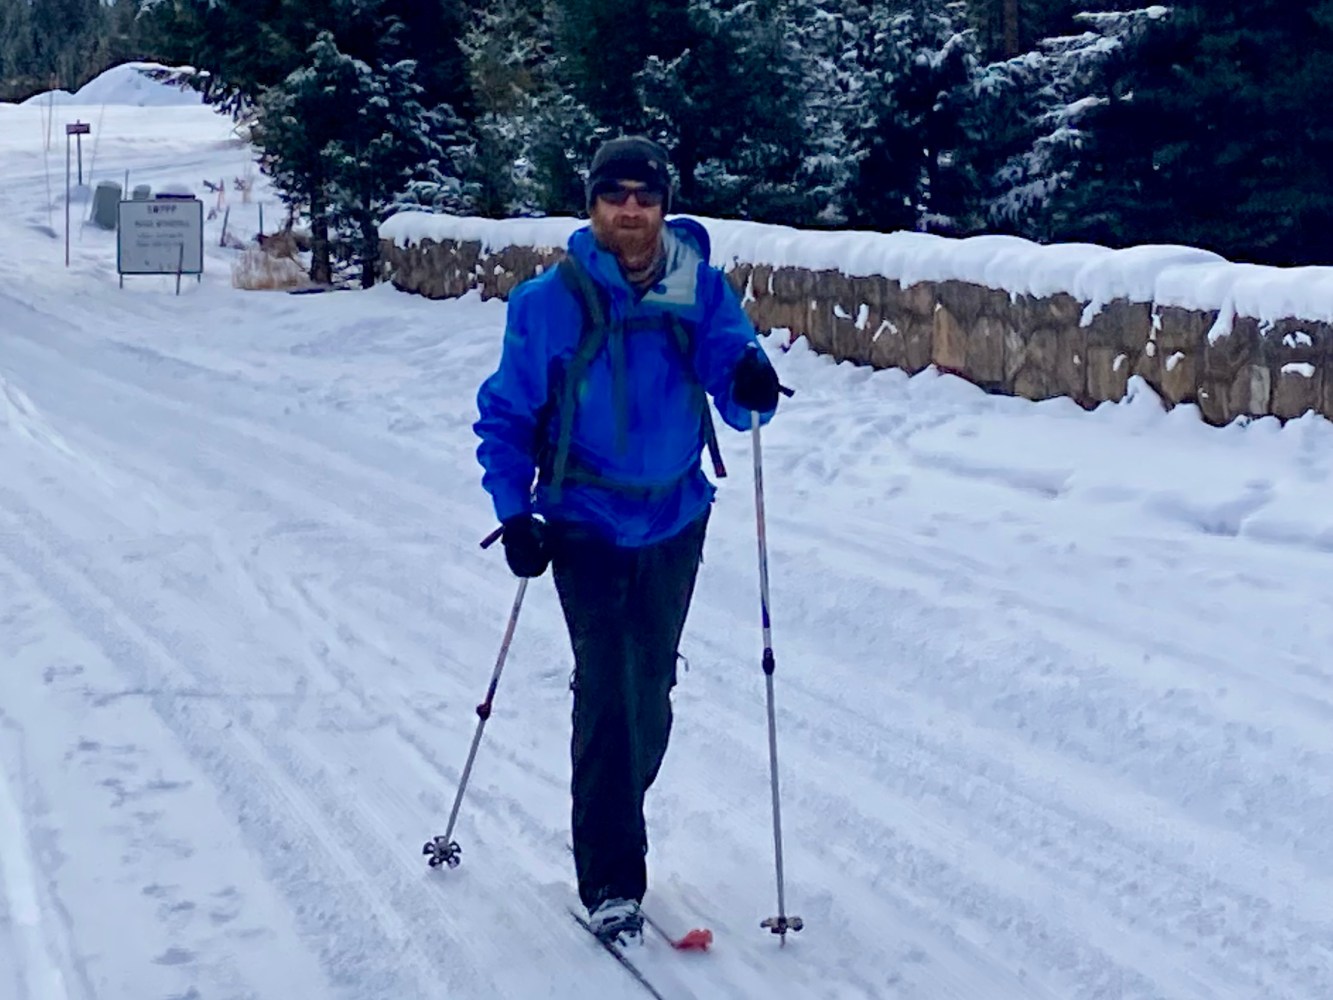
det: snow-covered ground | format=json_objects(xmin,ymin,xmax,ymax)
[{"xmin": 3, "ymin": 65, "xmax": 1333, "ymax": 1000}]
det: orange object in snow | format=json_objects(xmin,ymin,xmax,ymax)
[{"xmin": 671, "ymin": 927, "xmax": 714, "ymax": 951}]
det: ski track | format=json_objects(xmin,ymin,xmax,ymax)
[
  {"xmin": 4, "ymin": 277, "xmax": 1332, "ymax": 997},
  {"xmin": 0, "ymin": 711, "xmax": 76, "ymax": 1000},
  {"xmin": 3, "ymin": 99, "xmax": 1333, "ymax": 996}
]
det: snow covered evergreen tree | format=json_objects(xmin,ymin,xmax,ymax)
[
  {"xmin": 550, "ymin": 0, "xmax": 693, "ymax": 130},
  {"xmin": 634, "ymin": 0, "xmax": 858, "ymax": 226},
  {"xmin": 965, "ymin": 0, "xmax": 1083, "ymax": 60},
  {"xmin": 1052, "ymin": 1, "xmax": 1333, "ymax": 265},
  {"xmin": 846, "ymin": 0, "xmax": 975, "ymax": 234},
  {"xmin": 255, "ymin": 3, "xmax": 475, "ymax": 285},
  {"xmin": 141, "ymin": 0, "xmax": 470, "ymax": 124},
  {"xmin": 460, "ymin": 0, "xmax": 558, "ymax": 216},
  {"xmin": 960, "ymin": 5, "xmax": 1163, "ymax": 241},
  {"xmin": 319, "ymin": 34, "xmax": 474, "ymax": 286},
  {"xmin": 520, "ymin": 88, "xmax": 605, "ymax": 216},
  {"xmin": 781, "ymin": 0, "xmax": 865, "ymax": 225}
]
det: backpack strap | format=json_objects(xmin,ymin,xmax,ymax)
[
  {"xmin": 666, "ymin": 316, "xmax": 726, "ymax": 480},
  {"xmin": 544, "ymin": 255, "xmax": 726, "ymax": 503},
  {"xmin": 547, "ymin": 258, "xmax": 610, "ymax": 503}
]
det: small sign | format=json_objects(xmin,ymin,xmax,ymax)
[
  {"xmin": 65, "ymin": 121, "xmax": 91, "ymax": 135},
  {"xmin": 117, "ymin": 199, "xmax": 204, "ymax": 276}
]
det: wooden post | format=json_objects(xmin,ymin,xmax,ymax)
[{"xmin": 64, "ymin": 132, "xmax": 71, "ymax": 267}]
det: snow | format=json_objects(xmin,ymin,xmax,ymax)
[
  {"xmin": 11, "ymin": 62, "xmax": 204, "ymax": 109},
  {"xmin": 384, "ymin": 211, "xmax": 1333, "ymax": 329},
  {"xmin": 3, "ymin": 65, "xmax": 1333, "ymax": 1000},
  {"xmin": 1281, "ymin": 362, "xmax": 1316, "ymax": 378}
]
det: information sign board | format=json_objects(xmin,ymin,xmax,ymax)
[{"xmin": 116, "ymin": 199, "xmax": 204, "ymax": 276}]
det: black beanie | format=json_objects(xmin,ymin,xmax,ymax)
[{"xmin": 585, "ymin": 136, "xmax": 673, "ymax": 213}]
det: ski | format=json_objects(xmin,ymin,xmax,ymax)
[
  {"xmin": 560, "ymin": 845, "xmax": 714, "ymax": 953},
  {"xmin": 641, "ymin": 910, "xmax": 713, "ymax": 952},
  {"xmin": 569, "ymin": 908, "xmax": 669, "ymax": 1000}
]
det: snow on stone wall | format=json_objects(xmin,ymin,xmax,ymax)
[{"xmin": 379, "ymin": 212, "xmax": 1333, "ymax": 424}]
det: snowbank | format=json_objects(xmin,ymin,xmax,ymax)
[
  {"xmin": 12, "ymin": 62, "xmax": 202, "ymax": 109},
  {"xmin": 380, "ymin": 211, "xmax": 1333, "ymax": 327}
]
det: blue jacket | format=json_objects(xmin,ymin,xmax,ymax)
[{"xmin": 474, "ymin": 217, "xmax": 776, "ymax": 547}]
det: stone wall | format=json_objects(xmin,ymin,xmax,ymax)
[{"xmin": 379, "ymin": 235, "xmax": 1333, "ymax": 425}]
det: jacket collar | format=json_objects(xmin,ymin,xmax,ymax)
[{"xmin": 568, "ymin": 220, "xmax": 708, "ymax": 319}]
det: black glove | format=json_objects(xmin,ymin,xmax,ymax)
[
  {"xmin": 731, "ymin": 347, "xmax": 780, "ymax": 413},
  {"xmin": 501, "ymin": 514, "xmax": 549, "ymax": 578}
]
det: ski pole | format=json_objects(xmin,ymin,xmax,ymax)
[
  {"xmin": 750, "ymin": 407, "xmax": 803, "ymax": 945},
  {"xmin": 423, "ymin": 528, "xmax": 528, "ymax": 869}
]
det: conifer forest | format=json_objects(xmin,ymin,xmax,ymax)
[{"xmin": 5, "ymin": 0, "xmax": 1329, "ymax": 279}]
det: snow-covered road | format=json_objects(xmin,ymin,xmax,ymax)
[{"xmin": 2, "ymin": 67, "xmax": 1332, "ymax": 999}]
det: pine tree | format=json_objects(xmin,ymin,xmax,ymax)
[
  {"xmin": 965, "ymin": 0, "xmax": 1083, "ymax": 61},
  {"xmin": 138, "ymin": 0, "xmax": 317, "ymax": 121},
  {"xmin": 319, "ymin": 34, "xmax": 470, "ymax": 286},
  {"xmin": 1054, "ymin": 0, "xmax": 1333, "ymax": 265},
  {"xmin": 253, "ymin": 45, "xmax": 341, "ymax": 284},
  {"xmin": 139, "ymin": 0, "xmax": 470, "ymax": 124},
  {"xmin": 634, "ymin": 0, "xmax": 852, "ymax": 225},
  {"xmin": 520, "ymin": 88, "xmax": 604, "ymax": 216},
  {"xmin": 550, "ymin": 0, "xmax": 694, "ymax": 128},
  {"xmin": 962, "ymin": 5, "xmax": 1163, "ymax": 241},
  {"xmin": 0, "ymin": 0, "xmax": 39, "ymax": 98},
  {"xmin": 377, "ymin": 0, "xmax": 472, "ymax": 119},
  {"xmin": 460, "ymin": 0, "xmax": 555, "ymax": 215},
  {"xmin": 779, "ymin": 0, "xmax": 865, "ymax": 225},
  {"xmin": 847, "ymin": 0, "xmax": 975, "ymax": 234},
  {"xmin": 256, "ymin": 10, "xmax": 475, "ymax": 285}
]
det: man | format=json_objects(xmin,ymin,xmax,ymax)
[{"xmin": 473, "ymin": 135, "xmax": 782, "ymax": 943}]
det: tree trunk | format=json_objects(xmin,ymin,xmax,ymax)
[
  {"xmin": 308, "ymin": 182, "xmax": 331, "ymax": 286},
  {"xmin": 1003, "ymin": 0, "xmax": 1021, "ymax": 58},
  {"xmin": 359, "ymin": 210, "xmax": 378, "ymax": 289}
]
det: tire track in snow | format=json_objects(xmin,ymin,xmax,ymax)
[
  {"xmin": 769, "ymin": 507, "xmax": 1333, "ymax": 868},
  {"xmin": 0, "ymin": 331, "xmax": 631, "ymax": 994},
  {"xmin": 0, "ymin": 491, "xmax": 614, "ymax": 1000},
  {"xmin": 3, "ymin": 326, "xmax": 581, "ymax": 869},
  {"xmin": 0, "ymin": 716, "xmax": 77, "ymax": 1000},
  {"xmin": 4, "ymin": 304, "xmax": 885, "ymax": 998},
  {"xmin": 674, "ymin": 518, "xmax": 1333, "ymax": 999}
]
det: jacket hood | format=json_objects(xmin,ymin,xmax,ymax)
[{"xmin": 566, "ymin": 217, "xmax": 713, "ymax": 306}]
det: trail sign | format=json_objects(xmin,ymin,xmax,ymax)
[
  {"xmin": 63, "ymin": 120, "xmax": 93, "ymax": 262},
  {"xmin": 117, "ymin": 198, "xmax": 204, "ymax": 294}
]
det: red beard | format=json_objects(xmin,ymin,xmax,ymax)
[{"xmin": 593, "ymin": 215, "xmax": 663, "ymax": 272}]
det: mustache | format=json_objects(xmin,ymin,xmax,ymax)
[{"xmin": 592, "ymin": 214, "xmax": 662, "ymax": 256}]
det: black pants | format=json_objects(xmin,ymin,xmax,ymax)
[{"xmin": 549, "ymin": 510, "xmax": 709, "ymax": 910}]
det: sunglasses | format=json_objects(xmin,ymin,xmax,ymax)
[{"xmin": 597, "ymin": 185, "xmax": 665, "ymax": 208}]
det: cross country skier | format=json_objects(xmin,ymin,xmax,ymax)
[{"xmin": 474, "ymin": 135, "xmax": 783, "ymax": 943}]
